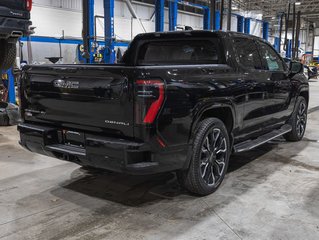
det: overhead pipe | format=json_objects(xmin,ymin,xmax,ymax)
[
  {"xmin": 220, "ymin": 0, "xmax": 224, "ymax": 30},
  {"xmin": 227, "ymin": 0, "xmax": 232, "ymax": 31},
  {"xmin": 210, "ymin": 0, "xmax": 216, "ymax": 30}
]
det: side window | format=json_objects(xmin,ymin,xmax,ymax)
[
  {"xmin": 233, "ymin": 38, "xmax": 263, "ymax": 70},
  {"xmin": 259, "ymin": 42, "xmax": 285, "ymax": 71}
]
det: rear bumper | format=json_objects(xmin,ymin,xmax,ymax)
[
  {"xmin": 18, "ymin": 123, "xmax": 189, "ymax": 175},
  {"xmin": 0, "ymin": 16, "xmax": 32, "ymax": 39}
]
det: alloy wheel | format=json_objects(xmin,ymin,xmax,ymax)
[
  {"xmin": 296, "ymin": 101, "xmax": 307, "ymax": 138},
  {"xmin": 200, "ymin": 128, "xmax": 227, "ymax": 186}
]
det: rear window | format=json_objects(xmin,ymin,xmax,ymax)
[
  {"xmin": 1, "ymin": 0, "xmax": 26, "ymax": 10},
  {"xmin": 137, "ymin": 39, "xmax": 225, "ymax": 65}
]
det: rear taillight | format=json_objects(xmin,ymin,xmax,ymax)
[
  {"xmin": 135, "ymin": 79, "xmax": 165, "ymax": 124},
  {"xmin": 26, "ymin": 0, "xmax": 32, "ymax": 11}
]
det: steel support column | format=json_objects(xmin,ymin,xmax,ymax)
[
  {"xmin": 278, "ymin": 13, "xmax": 284, "ymax": 54},
  {"xmin": 104, "ymin": 0, "xmax": 115, "ymax": 63},
  {"xmin": 7, "ymin": 69, "xmax": 15, "ymax": 104},
  {"xmin": 286, "ymin": 39, "xmax": 292, "ymax": 58},
  {"xmin": 294, "ymin": 11, "xmax": 301, "ymax": 59},
  {"xmin": 155, "ymin": 0, "xmax": 164, "ymax": 32},
  {"xmin": 262, "ymin": 21, "xmax": 269, "ymax": 41},
  {"xmin": 227, "ymin": 0, "xmax": 232, "ymax": 31},
  {"xmin": 284, "ymin": 3, "xmax": 291, "ymax": 54},
  {"xmin": 215, "ymin": 10, "xmax": 220, "ymax": 30},
  {"xmin": 292, "ymin": 3, "xmax": 296, "ymax": 59},
  {"xmin": 210, "ymin": 0, "xmax": 216, "ymax": 30},
  {"xmin": 203, "ymin": 7, "xmax": 210, "ymax": 30},
  {"xmin": 169, "ymin": 0, "xmax": 178, "ymax": 31},
  {"xmin": 89, "ymin": 0, "xmax": 95, "ymax": 63},
  {"xmin": 220, "ymin": 0, "xmax": 224, "ymax": 30},
  {"xmin": 244, "ymin": 18, "xmax": 251, "ymax": 34},
  {"xmin": 274, "ymin": 37, "xmax": 280, "ymax": 52},
  {"xmin": 237, "ymin": 15, "xmax": 244, "ymax": 33},
  {"xmin": 82, "ymin": 0, "xmax": 94, "ymax": 62}
]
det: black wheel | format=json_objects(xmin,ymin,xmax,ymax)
[
  {"xmin": 0, "ymin": 39, "xmax": 17, "ymax": 71},
  {"xmin": 284, "ymin": 96, "xmax": 307, "ymax": 142},
  {"xmin": 181, "ymin": 118, "xmax": 230, "ymax": 196}
]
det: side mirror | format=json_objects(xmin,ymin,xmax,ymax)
[{"xmin": 290, "ymin": 61, "xmax": 303, "ymax": 75}]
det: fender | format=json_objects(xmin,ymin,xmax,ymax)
[
  {"xmin": 188, "ymin": 99, "xmax": 236, "ymax": 143},
  {"xmin": 181, "ymin": 101, "xmax": 236, "ymax": 170}
]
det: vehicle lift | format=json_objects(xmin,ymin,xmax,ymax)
[
  {"xmin": 81, "ymin": 0, "xmax": 270, "ymax": 64},
  {"xmin": 274, "ymin": 2, "xmax": 302, "ymax": 59}
]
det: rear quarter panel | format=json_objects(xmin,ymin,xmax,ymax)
[{"xmin": 134, "ymin": 64, "xmax": 246, "ymax": 147}]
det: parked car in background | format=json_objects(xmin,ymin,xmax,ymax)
[
  {"xmin": 0, "ymin": 0, "xmax": 32, "ymax": 70},
  {"xmin": 18, "ymin": 31, "xmax": 309, "ymax": 196}
]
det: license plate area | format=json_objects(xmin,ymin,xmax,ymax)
[{"xmin": 63, "ymin": 130, "xmax": 85, "ymax": 147}]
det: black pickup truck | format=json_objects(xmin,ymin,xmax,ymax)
[
  {"xmin": 0, "ymin": 0, "xmax": 32, "ymax": 70},
  {"xmin": 18, "ymin": 31, "xmax": 309, "ymax": 195}
]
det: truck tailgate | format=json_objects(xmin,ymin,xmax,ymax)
[{"xmin": 20, "ymin": 65, "xmax": 135, "ymax": 137}]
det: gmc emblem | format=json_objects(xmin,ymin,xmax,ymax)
[{"xmin": 53, "ymin": 79, "xmax": 79, "ymax": 89}]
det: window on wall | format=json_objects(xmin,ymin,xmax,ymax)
[
  {"xmin": 233, "ymin": 38, "xmax": 263, "ymax": 70},
  {"xmin": 259, "ymin": 42, "xmax": 285, "ymax": 71}
]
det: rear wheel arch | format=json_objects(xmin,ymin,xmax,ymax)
[
  {"xmin": 182, "ymin": 106, "xmax": 235, "ymax": 171},
  {"xmin": 192, "ymin": 106, "xmax": 235, "ymax": 136}
]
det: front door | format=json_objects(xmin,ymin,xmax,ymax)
[
  {"xmin": 256, "ymin": 40, "xmax": 293, "ymax": 124},
  {"xmin": 233, "ymin": 37, "xmax": 277, "ymax": 137}
]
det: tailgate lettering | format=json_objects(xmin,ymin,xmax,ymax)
[{"xmin": 53, "ymin": 79, "xmax": 79, "ymax": 89}]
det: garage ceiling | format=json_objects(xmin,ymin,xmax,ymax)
[{"xmin": 237, "ymin": 0, "xmax": 319, "ymax": 24}]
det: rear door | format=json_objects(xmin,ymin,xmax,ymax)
[
  {"xmin": 21, "ymin": 65, "xmax": 135, "ymax": 137},
  {"xmin": 0, "ymin": 0, "xmax": 29, "ymax": 19}
]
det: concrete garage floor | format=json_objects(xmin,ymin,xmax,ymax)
[{"xmin": 1, "ymin": 81, "xmax": 319, "ymax": 240}]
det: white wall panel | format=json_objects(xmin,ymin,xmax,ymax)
[
  {"xmin": 251, "ymin": 21, "xmax": 262, "ymax": 37},
  {"xmin": 314, "ymin": 36, "xmax": 319, "ymax": 56},
  {"xmin": 22, "ymin": 42, "xmax": 78, "ymax": 64},
  {"xmin": 31, "ymin": 0, "xmax": 209, "ymax": 41},
  {"xmin": 231, "ymin": 16, "xmax": 237, "ymax": 32},
  {"xmin": 31, "ymin": 6, "xmax": 82, "ymax": 38},
  {"xmin": 33, "ymin": 0, "xmax": 82, "ymax": 11}
]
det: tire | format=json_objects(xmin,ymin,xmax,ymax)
[
  {"xmin": 0, "ymin": 113, "xmax": 9, "ymax": 126},
  {"xmin": 284, "ymin": 96, "xmax": 307, "ymax": 142},
  {"xmin": 181, "ymin": 118, "xmax": 231, "ymax": 196},
  {"xmin": 0, "ymin": 39, "xmax": 17, "ymax": 71}
]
